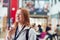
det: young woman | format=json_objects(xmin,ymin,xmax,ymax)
[{"xmin": 5, "ymin": 8, "xmax": 36, "ymax": 40}]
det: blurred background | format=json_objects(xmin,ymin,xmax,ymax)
[{"xmin": 0, "ymin": 0, "xmax": 60, "ymax": 40}]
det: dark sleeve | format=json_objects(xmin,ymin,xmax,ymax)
[
  {"xmin": 46, "ymin": 27, "xmax": 51, "ymax": 32},
  {"xmin": 39, "ymin": 28, "xmax": 42, "ymax": 33}
]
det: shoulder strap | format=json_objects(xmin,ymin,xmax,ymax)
[
  {"xmin": 14, "ymin": 25, "xmax": 25, "ymax": 40},
  {"xmin": 14, "ymin": 26, "xmax": 18, "ymax": 40},
  {"xmin": 26, "ymin": 28, "xmax": 31, "ymax": 40}
]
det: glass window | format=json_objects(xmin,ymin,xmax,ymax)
[{"xmin": 20, "ymin": 0, "xmax": 49, "ymax": 15}]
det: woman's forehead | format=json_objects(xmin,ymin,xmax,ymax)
[
  {"xmin": 16, "ymin": 9, "xmax": 22, "ymax": 14},
  {"xmin": 16, "ymin": 9, "xmax": 22, "ymax": 17}
]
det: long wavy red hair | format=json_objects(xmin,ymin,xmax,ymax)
[{"xmin": 6, "ymin": 8, "xmax": 30, "ymax": 38}]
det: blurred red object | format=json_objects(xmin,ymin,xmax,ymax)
[{"xmin": 8, "ymin": 0, "xmax": 18, "ymax": 23}]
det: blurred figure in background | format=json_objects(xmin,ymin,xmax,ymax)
[
  {"xmin": 53, "ymin": 24, "xmax": 60, "ymax": 40},
  {"xmin": 46, "ymin": 24, "xmax": 51, "ymax": 32},
  {"xmin": 57, "ymin": 24, "xmax": 60, "ymax": 35},
  {"xmin": 36, "ymin": 24, "xmax": 42, "ymax": 40},
  {"xmin": 31, "ymin": 23, "xmax": 36, "ymax": 31},
  {"xmin": 31, "ymin": 23, "xmax": 39, "ymax": 32},
  {"xmin": 31, "ymin": 23, "xmax": 39, "ymax": 40},
  {"xmin": 46, "ymin": 24, "xmax": 53, "ymax": 40},
  {"xmin": 26, "ymin": 2, "xmax": 35, "ymax": 14},
  {"xmin": 57, "ymin": 24, "xmax": 60, "ymax": 40},
  {"xmin": 38, "ymin": 23, "xmax": 47, "ymax": 40},
  {"xmin": 57, "ymin": 24, "xmax": 60, "ymax": 31},
  {"xmin": 38, "ymin": 24, "xmax": 42, "ymax": 33}
]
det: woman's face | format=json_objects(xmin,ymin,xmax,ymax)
[{"xmin": 17, "ymin": 9, "xmax": 24, "ymax": 23}]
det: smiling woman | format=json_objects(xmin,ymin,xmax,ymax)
[{"xmin": 5, "ymin": 8, "xmax": 36, "ymax": 40}]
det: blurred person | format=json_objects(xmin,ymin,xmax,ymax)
[
  {"xmin": 31, "ymin": 23, "xmax": 39, "ymax": 32},
  {"xmin": 38, "ymin": 24, "xmax": 42, "ymax": 33},
  {"xmin": 57, "ymin": 24, "xmax": 60, "ymax": 38},
  {"xmin": 57, "ymin": 24, "xmax": 60, "ymax": 30},
  {"xmin": 26, "ymin": 2, "xmax": 35, "ymax": 14},
  {"xmin": 46, "ymin": 24, "xmax": 51, "ymax": 33},
  {"xmin": 52, "ymin": 24, "xmax": 60, "ymax": 40},
  {"xmin": 36, "ymin": 24, "xmax": 42, "ymax": 40},
  {"xmin": 46, "ymin": 24, "xmax": 53, "ymax": 40},
  {"xmin": 50, "ymin": 25, "xmax": 58, "ymax": 40},
  {"xmin": 38, "ymin": 23, "xmax": 47, "ymax": 40},
  {"xmin": 31, "ymin": 23, "xmax": 36, "ymax": 30},
  {"xmin": 5, "ymin": 8, "xmax": 36, "ymax": 40},
  {"xmin": 31, "ymin": 23, "xmax": 39, "ymax": 40},
  {"xmin": 31, "ymin": 24, "xmax": 43, "ymax": 40},
  {"xmin": 56, "ymin": 24, "xmax": 60, "ymax": 34}
]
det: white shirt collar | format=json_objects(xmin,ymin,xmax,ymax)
[
  {"xmin": 23, "ymin": 26, "xmax": 30, "ymax": 30},
  {"xmin": 18, "ymin": 23, "xmax": 23, "ymax": 31},
  {"xmin": 18, "ymin": 23, "xmax": 30, "ymax": 31}
]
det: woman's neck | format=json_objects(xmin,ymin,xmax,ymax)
[
  {"xmin": 18, "ymin": 22, "xmax": 24, "ymax": 28},
  {"xmin": 18, "ymin": 22, "xmax": 23, "ymax": 25}
]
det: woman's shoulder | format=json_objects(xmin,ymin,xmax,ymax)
[
  {"xmin": 29, "ymin": 28, "xmax": 36, "ymax": 34},
  {"xmin": 30, "ymin": 28, "xmax": 35, "ymax": 31}
]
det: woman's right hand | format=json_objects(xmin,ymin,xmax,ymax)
[
  {"xmin": 5, "ymin": 27, "xmax": 15, "ymax": 40},
  {"xmin": 5, "ymin": 31, "xmax": 11, "ymax": 40}
]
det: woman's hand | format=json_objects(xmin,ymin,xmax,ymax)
[{"xmin": 5, "ymin": 27, "xmax": 15, "ymax": 40}]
